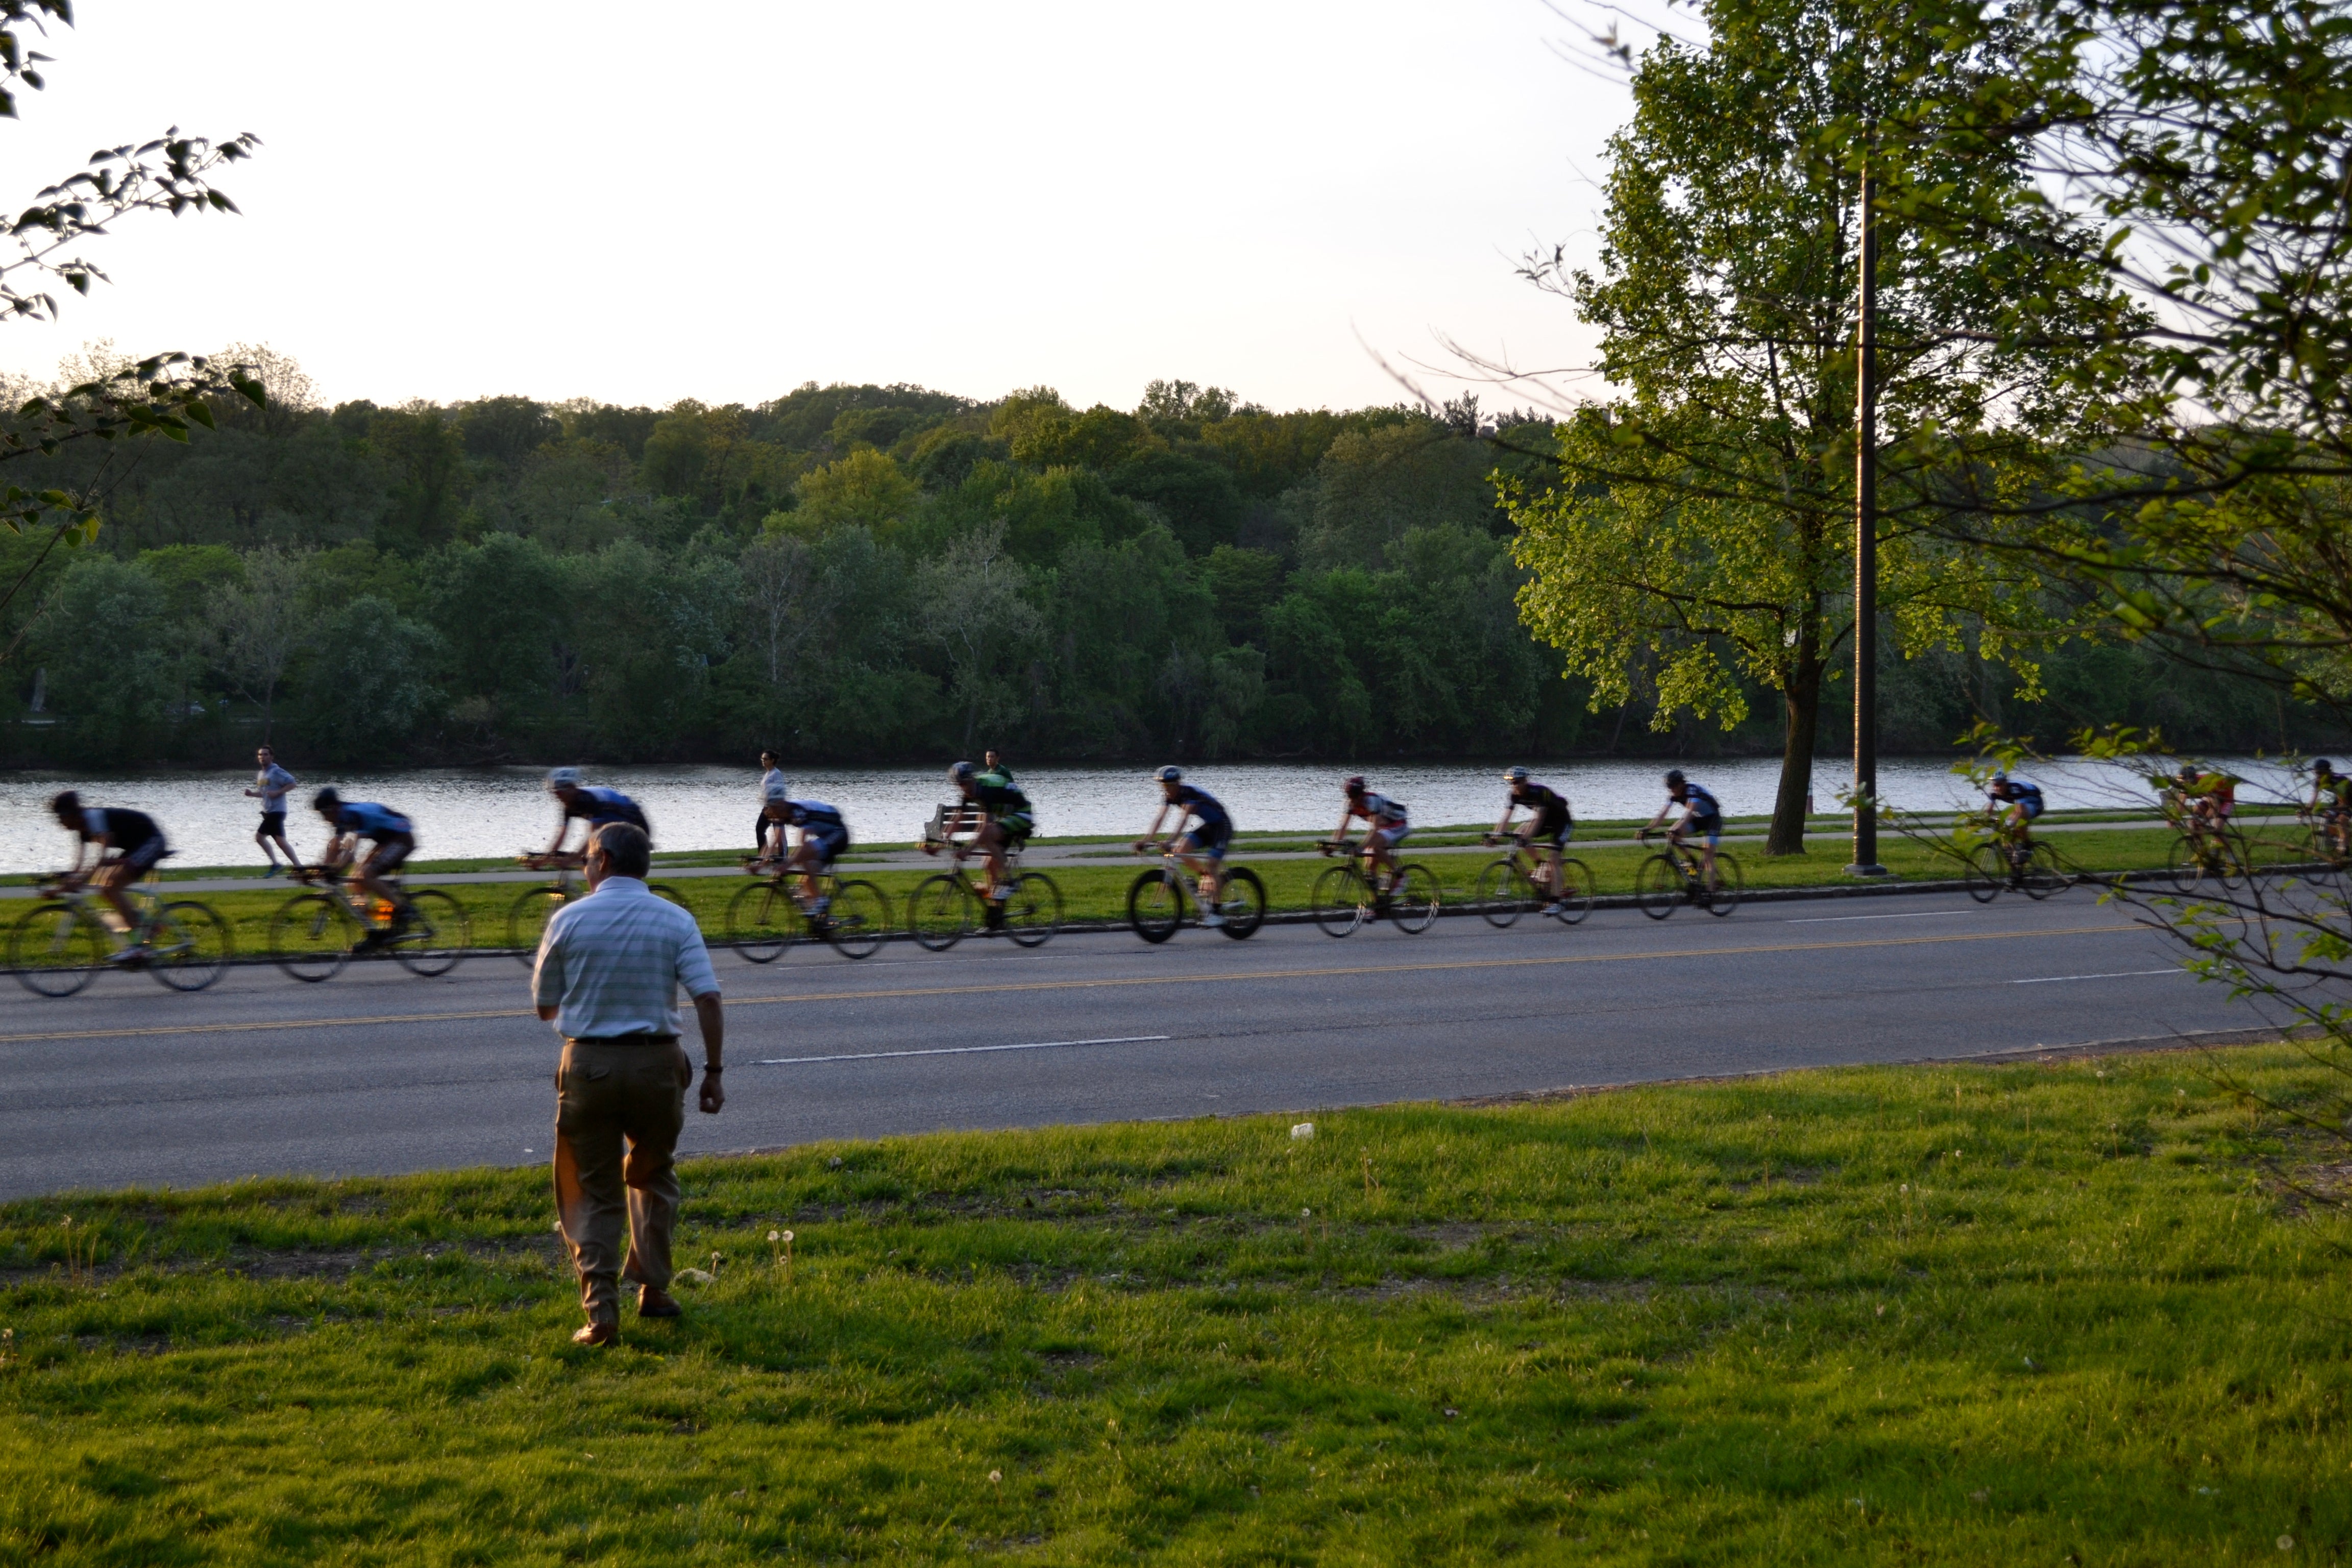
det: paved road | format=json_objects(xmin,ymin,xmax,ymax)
[{"xmin": 0, "ymin": 889, "xmax": 2260, "ymax": 1199}]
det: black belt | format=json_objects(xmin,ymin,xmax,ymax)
[{"xmin": 567, "ymin": 1033, "xmax": 678, "ymax": 1045}]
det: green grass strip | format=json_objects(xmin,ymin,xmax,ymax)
[{"xmin": 0, "ymin": 1044, "xmax": 2343, "ymax": 1560}]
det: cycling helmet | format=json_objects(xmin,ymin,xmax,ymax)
[
  {"xmin": 1990, "ymin": 770, "xmax": 2007, "ymax": 783},
  {"xmin": 1663, "ymin": 769, "xmax": 1685, "ymax": 788},
  {"xmin": 311, "ymin": 787, "xmax": 340, "ymax": 810},
  {"xmin": 546, "ymin": 767, "xmax": 581, "ymax": 792},
  {"xmin": 948, "ymin": 761, "xmax": 977, "ymax": 785},
  {"xmin": 1504, "ymin": 766, "xmax": 1530, "ymax": 785},
  {"xmin": 2317, "ymin": 759, "xmax": 2336, "ymax": 774},
  {"xmin": 1343, "ymin": 774, "xmax": 1367, "ymax": 796},
  {"xmin": 1155, "ymin": 765, "xmax": 1183, "ymax": 782}
]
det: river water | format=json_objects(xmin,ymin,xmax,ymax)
[{"xmin": 0, "ymin": 754, "xmax": 2306, "ymax": 874}]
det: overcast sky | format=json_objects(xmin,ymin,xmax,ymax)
[{"xmin": 0, "ymin": 2, "xmax": 1625, "ymax": 414}]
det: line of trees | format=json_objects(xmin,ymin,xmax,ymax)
[{"xmin": 0, "ymin": 350, "xmax": 2309, "ymax": 770}]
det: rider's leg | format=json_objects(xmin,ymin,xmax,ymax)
[
  {"xmin": 790, "ymin": 843, "xmax": 822, "ymax": 906},
  {"xmin": 1178, "ymin": 851, "xmax": 1218, "ymax": 908},
  {"xmin": 95, "ymin": 864, "xmax": 142, "ymax": 937},
  {"xmin": 978, "ymin": 823, "xmax": 1010, "ymax": 897}
]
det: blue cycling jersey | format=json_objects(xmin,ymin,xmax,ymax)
[
  {"xmin": 335, "ymin": 802, "xmax": 412, "ymax": 839},
  {"xmin": 1174, "ymin": 784, "xmax": 1229, "ymax": 826},
  {"xmin": 567, "ymin": 787, "xmax": 647, "ymax": 826},
  {"xmin": 790, "ymin": 801, "xmax": 846, "ymax": 831},
  {"xmin": 1680, "ymin": 783, "xmax": 1721, "ymax": 820},
  {"xmin": 1997, "ymin": 778, "xmax": 2044, "ymax": 809}
]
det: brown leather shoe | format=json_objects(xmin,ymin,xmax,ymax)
[
  {"xmin": 572, "ymin": 1320, "xmax": 617, "ymax": 1346},
  {"xmin": 637, "ymin": 1284, "xmax": 681, "ymax": 1318}
]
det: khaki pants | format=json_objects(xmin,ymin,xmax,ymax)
[{"xmin": 552, "ymin": 1039, "xmax": 689, "ymax": 1324}]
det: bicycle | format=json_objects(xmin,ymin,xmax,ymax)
[
  {"xmin": 1474, "ymin": 834, "xmax": 1594, "ymax": 928},
  {"xmin": 908, "ymin": 843, "xmax": 1062, "ymax": 951},
  {"xmin": 1633, "ymin": 829, "xmax": 1741, "ymax": 918},
  {"xmin": 1309, "ymin": 838, "xmax": 1440, "ymax": 937},
  {"xmin": 8, "ymin": 864, "xmax": 231, "ymax": 997},
  {"xmin": 1125, "ymin": 850, "xmax": 1266, "ymax": 943},
  {"xmin": 1963, "ymin": 816, "xmax": 2069, "ymax": 902},
  {"xmin": 727, "ymin": 864, "xmax": 892, "ymax": 962},
  {"xmin": 2295, "ymin": 804, "xmax": 2350, "ymax": 869},
  {"xmin": 506, "ymin": 852, "xmax": 692, "ymax": 961},
  {"xmin": 267, "ymin": 869, "xmax": 469, "ymax": 983},
  {"xmin": 2165, "ymin": 813, "xmax": 2247, "ymax": 893}
]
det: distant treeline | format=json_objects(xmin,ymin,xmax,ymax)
[{"xmin": 0, "ymin": 355, "xmax": 2324, "ymax": 768}]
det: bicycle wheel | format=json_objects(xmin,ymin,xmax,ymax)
[
  {"xmin": 2166, "ymin": 835, "xmax": 2207, "ymax": 894},
  {"xmin": 271, "ymin": 892, "xmax": 355, "ymax": 983},
  {"xmin": 2020, "ymin": 841, "xmax": 2069, "ymax": 900},
  {"xmin": 149, "ymin": 901, "xmax": 232, "ymax": 992},
  {"xmin": 1217, "ymin": 867, "xmax": 1266, "ymax": 939},
  {"xmin": 393, "ymin": 889, "xmax": 468, "ymax": 977},
  {"xmin": 1127, "ymin": 869, "xmax": 1183, "ymax": 944},
  {"xmin": 1003, "ymin": 872, "xmax": 1062, "ymax": 947},
  {"xmin": 909, "ymin": 874, "xmax": 976, "ymax": 951},
  {"xmin": 1634, "ymin": 854, "xmax": 1682, "ymax": 920},
  {"xmin": 647, "ymin": 883, "xmax": 692, "ymax": 912},
  {"xmin": 824, "ymin": 879, "xmax": 890, "ymax": 960},
  {"xmin": 1475, "ymin": 858, "xmax": 1535, "ymax": 928},
  {"xmin": 1963, "ymin": 844, "xmax": 2004, "ymax": 902},
  {"xmin": 1552, "ymin": 859, "xmax": 1595, "ymax": 925},
  {"xmin": 1311, "ymin": 863, "xmax": 1373, "ymax": 937},
  {"xmin": 1386, "ymin": 864, "xmax": 1441, "ymax": 934},
  {"xmin": 728, "ymin": 880, "xmax": 799, "ymax": 964},
  {"xmin": 507, "ymin": 886, "xmax": 568, "ymax": 963},
  {"xmin": 1703, "ymin": 851, "xmax": 1744, "ymax": 916},
  {"xmin": 8, "ymin": 903, "xmax": 104, "ymax": 997}
]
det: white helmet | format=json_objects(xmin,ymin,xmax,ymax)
[{"xmin": 546, "ymin": 767, "xmax": 581, "ymax": 792}]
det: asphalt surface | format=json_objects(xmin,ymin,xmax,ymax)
[{"xmin": 0, "ymin": 887, "xmax": 2265, "ymax": 1199}]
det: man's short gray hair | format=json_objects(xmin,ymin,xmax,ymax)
[{"xmin": 592, "ymin": 822, "xmax": 651, "ymax": 878}]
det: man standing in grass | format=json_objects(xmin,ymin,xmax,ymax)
[{"xmin": 532, "ymin": 822, "xmax": 725, "ymax": 1346}]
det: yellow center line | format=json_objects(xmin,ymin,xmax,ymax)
[{"xmin": 0, "ymin": 922, "xmax": 2144, "ymax": 1045}]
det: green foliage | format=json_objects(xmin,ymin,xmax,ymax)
[
  {"xmin": 290, "ymin": 595, "xmax": 438, "ymax": 763},
  {"xmin": 27, "ymin": 553, "xmax": 178, "ymax": 764}
]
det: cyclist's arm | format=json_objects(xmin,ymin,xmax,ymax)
[
  {"xmin": 1333, "ymin": 808, "xmax": 1358, "ymax": 843},
  {"xmin": 1644, "ymin": 804, "xmax": 1672, "ymax": 832},
  {"xmin": 544, "ymin": 810, "xmax": 574, "ymax": 857},
  {"xmin": 1138, "ymin": 803, "xmax": 1172, "ymax": 848},
  {"xmin": 1494, "ymin": 805, "xmax": 1517, "ymax": 837}
]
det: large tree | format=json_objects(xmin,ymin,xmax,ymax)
[
  {"xmin": 1505, "ymin": 0, "xmax": 2119, "ymax": 853},
  {"xmin": 0, "ymin": 0, "xmax": 262, "ymax": 654}
]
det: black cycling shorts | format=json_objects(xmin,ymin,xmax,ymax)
[
  {"xmin": 804, "ymin": 824, "xmax": 849, "ymax": 865},
  {"xmin": 1182, "ymin": 818, "xmax": 1233, "ymax": 860},
  {"xmin": 112, "ymin": 837, "xmax": 167, "ymax": 875},
  {"xmin": 364, "ymin": 833, "xmax": 414, "ymax": 874}
]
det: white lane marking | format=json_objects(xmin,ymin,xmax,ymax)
[
  {"xmin": 2009, "ymin": 969, "xmax": 2181, "ymax": 985},
  {"xmin": 751, "ymin": 1034, "xmax": 1170, "ymax": 1067},
  {"xmin": 1785, "ymin": 911, "xmax": 1973, "ymax": 924}
]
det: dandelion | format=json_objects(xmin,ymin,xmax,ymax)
[
  {"xmin": 2279, "ymin": 1536, "xmax": 2294, "ymax": 1552},
  {"xmin": 1301, "ymin": 1207, "xmax": 1312, "ymax": 1219},
  {"xmin": 988, "ymin": 1469, "xmax": 1002, "ymax": 1484},
  {"xmin": 1291, "ymin": 1122, "xmax": 1315, "ymax": 1141}
]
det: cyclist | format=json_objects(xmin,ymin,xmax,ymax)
[
  {"xmin": 544, "ymin": 768, "xmax": 651, "ymax": 859},
  {"xmin": 755, "ymin": 748, "xmax": 786, "ymax": 853},
  {"xmin": 308, "ymin": 788, "xmax": 417, "ymax": 952},
  {"xmin": 1136, "ymin": 765, "xmax": 1232, "ymax": 927},
  {"xmin": 1987, "ymin": 771, "xmax": 2045, "ymax": 839},
  {"xmin": 1640, "ymin": 769, "xmax": 1722, "ymax": 891},
  {"xmin": 245, "ymin": 744, "xmax": 303, "ymax": 877},
  {"xmin": 757, "ymin": 783, "xmax": 851, "ymax": 919},
  {"xmin": 2310, "ymin": 760, "xmax": 2351, "ymax": 856},
  {"xmin": 1490, "ymin": 766, "xmax": 1575, "ymax": 914},
  {"xmin": 934, "ymin": 759, "xmax": 1035, "ymax": 925},
  {"xmin": 47, "ymin": 790, "xmax": 168, "ymax": 959},
  {"xmin": 2170, "ymin": 764, "xmax": 2236, "ymax": 835},
  {"xmin": 1329, "ymin": 776, "xmax": 1409, "ymax": 893}
]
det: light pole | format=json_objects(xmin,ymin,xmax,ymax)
[{"xmin": 1848, "ymin": 154, "xmax": 1888, "ymax": 877}]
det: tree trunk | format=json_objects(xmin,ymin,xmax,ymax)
[{"xmin": 1766, "ymin": 657, "xmax": 1823, "ymax": 855}]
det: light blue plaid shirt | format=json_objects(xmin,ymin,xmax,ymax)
[{"xmin": 532, "ymin": 877, "xmax": 720, "ymax": 1039}]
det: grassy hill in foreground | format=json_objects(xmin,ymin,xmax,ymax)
[{"xmin": 1, "ymin": 1044, "xmax": 2346, "ymax": 1563}]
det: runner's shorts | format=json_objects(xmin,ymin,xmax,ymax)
[{"xmin": 259, "ymin": 810, "xmax": 287, "ymax": 838}]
